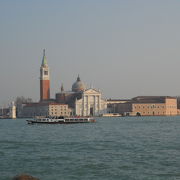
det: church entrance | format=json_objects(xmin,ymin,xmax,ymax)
[{"xmin": 90, "ymin": 107, "xmax": 94, "ymax": 116}]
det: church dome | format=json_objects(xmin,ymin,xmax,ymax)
[{"xmin": 72, "ymin": 75, "xmax": 86, "ymax": 92}]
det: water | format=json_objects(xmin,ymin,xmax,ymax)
[{"xmin": 0, "ymin": 117, "xmax": 180, "ymax": 180}]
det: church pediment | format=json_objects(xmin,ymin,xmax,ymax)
[{"xmin": 84, "ymin": 88, "xmax": 100, "ymax": 94}]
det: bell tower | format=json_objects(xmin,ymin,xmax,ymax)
[{"xmin": 40, "ymin": 49, "xmax": 50, "ymax": 101}]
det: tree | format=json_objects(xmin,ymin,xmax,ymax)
[
  {"xmin": 15, "ymin": 96, "xmax": 32, "ymax": 106},
  {"xmin": 15, "ymin": 96, "xmax": 33, "ymax": 117}
]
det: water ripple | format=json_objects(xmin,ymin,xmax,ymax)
[{"xmin": 0, "ymin": 117, "xmax": 180, "ymax": 180}]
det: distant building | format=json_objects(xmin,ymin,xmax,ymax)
[
  {"xmin": 0, "ymin": 107, "xmax": 9, "ymax": 118},
  {"xmin": 107, "ymin": 96, "xmax": 177, "ymax": 116},
  {"xmin": 9, "ymin": 102, "xmax": 16, "ymax": 119},
  {"xmin": 0, "ymin": 102, "xmax": 16, "ymax": 119},
  {"xmin": 107, "ymin": 99, "xmax": 130, "ymax": 113},
  {"xmin": 55, "ymin": 77, "xmax": 83, "ymax": 108},
  {"xmin": 21, "ymin": 103, "xmax": 71, "ymax": 117},
  {"xmin": 56, "ymin": 76, "xmax": 107, "ymax": 116},
  {"xmin": 20, "ymin": 50, "xmax": 106, "ymax": 117},
  {"xmin": 19, "ymin": 49, "xmax": 180, "ymax": 117},
  {"xmin": 75, "ymin": 88, "xmax": 107, "ymax": 116}
]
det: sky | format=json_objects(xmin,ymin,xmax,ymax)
[{"xmin": 1, "ymin": 0, "xmax": 180, "ymax": 106}]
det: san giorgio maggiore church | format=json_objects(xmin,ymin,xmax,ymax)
[{"xmin": 21, "ymin": 50, "xmax": 107, "ymax": 117}]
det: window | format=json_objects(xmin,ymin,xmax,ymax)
[{"xmin": 44, "ymin": 71, "xmax": 48, "ymax": 75}]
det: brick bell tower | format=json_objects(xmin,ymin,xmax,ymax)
[{"xmin": 40, "ymin": 49, "xmax": 50, "ymax": 101}]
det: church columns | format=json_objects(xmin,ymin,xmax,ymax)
[
  {"xmin": 99, "ymin": 95, "xmax": 101, "ymax": 114},
  {"xmin": 98, "ymin": 95, "xmax": 100, "ymax": 115},
  {"xmin": 87, "ymin": 95, "xmax": 89, "ymax": 116},
  {"xmin": 94, "ymin": 95, "xmax": 96, "ymax": 116},
  {"xmin": 78, "ymin": 89, "xmax": 105, "ymax": 117},
  {"xmin": 82, "ymin": 95, "xmax": 85, "ymax": 116}
]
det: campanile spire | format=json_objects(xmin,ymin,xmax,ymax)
[{"xmin": 41, "ymin": 49, "xmax": 48, "ymax": 67}]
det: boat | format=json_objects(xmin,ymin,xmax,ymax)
[{"xmin": 26, "ymin": 116, "xmax": 96, "ymax": 124}]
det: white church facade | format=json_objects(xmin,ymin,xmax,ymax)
[{"xmin": 75, "ymin": 88, "xmax": 107, "ymax": 116}]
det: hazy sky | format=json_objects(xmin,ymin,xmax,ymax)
[{"xmin": 1, "ymin": 0, "xmax": 180, "ymax": 106}]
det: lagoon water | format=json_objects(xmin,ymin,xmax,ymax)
[{"xmin": 0, "ymin": 117, "xmax": 180, "ymax": 180}]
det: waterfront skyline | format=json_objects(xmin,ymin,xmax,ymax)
[{"xmin": 1, "ymin": 1, "xmax": 180, "ymax": 106}]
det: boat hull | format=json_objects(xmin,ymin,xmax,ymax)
[
  {"xmin": 26, "ymin": 118, "xmax": 96, "ymax": 124},
  {"xmin": 27, "ymin": 121, "xmax": 94, "ymax": 124}
]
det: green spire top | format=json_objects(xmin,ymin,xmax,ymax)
[{"xmin": 41, "ymin": 49, "xmax": 48, "ymax": 66}]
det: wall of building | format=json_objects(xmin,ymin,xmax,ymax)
[
  {"xmin": 116, "ymin": 103, "xmax": 133, "ymax": 115},
  {"xmin": 40, "ymin": 80, "xmax": 50, "ymax": 101},
  {"xmin": 49, "ymin": 104, "xmax": 70, "ymax": 117},
  {"xmin": 21, "ymin": 104, "xmax": 48, "ymax": 117},
  {"xmin": 0, "ymin": 108, "xmax": 9, "ymax": 118},
  {"xmin": 55, "ymin": 92, "xmax": 82, "ymax": 108},
  {"xmin": 20, "ymin": 103, "xmax": 70, "ymax": 117},
  {"xmin": 132, "ymin": 103, "xmax": 166, "ymax": 116},
  {"xmin": 165, "ymin": 98, "xmax": 177, "ymax": 115},
  {"xmin": 110, "ymin": 97, "xmax": 178, "ymax": 116}
]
